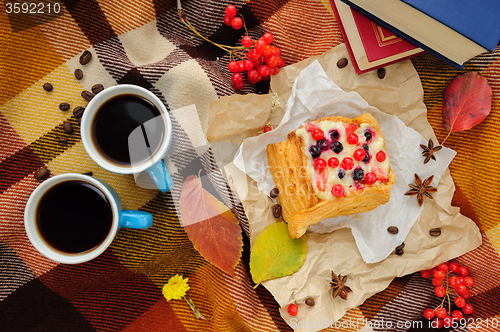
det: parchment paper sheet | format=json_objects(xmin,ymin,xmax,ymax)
[{"xmin": 207, "ymin": 44, "xmax": 482, "ymax": 332}]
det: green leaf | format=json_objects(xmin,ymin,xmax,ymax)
[{"xmin": 250, "ymin": 221, "xmax": 308, "ymax": 287}]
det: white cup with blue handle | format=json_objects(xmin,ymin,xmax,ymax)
[
  {"xmin": 80, "ymin": 84, "xmax": 173, "ymax": 192},
  {"xmin": 24, "ymin": 173, "xmax": 153, "ymax": 264}
]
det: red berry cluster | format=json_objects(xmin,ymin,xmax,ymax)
[
  {"xmin": 178, "ymin": 4, "xmax": 286, "ymax": 90},
  {"xmin": 420, "ymin": 261, "xmax": 475, "ymax": 328},
  {"xmin": 223, "ymin": 5, "xmax": 286, "ymax": 89}
]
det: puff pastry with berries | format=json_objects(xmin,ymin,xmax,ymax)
[{"xmin": 266, "ymin": 113, "xmax": 395, "ymax": 238}]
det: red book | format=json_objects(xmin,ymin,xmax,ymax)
[{"xmin": 331, "ymin": 0, "xmax": 425, "ymax": 74}]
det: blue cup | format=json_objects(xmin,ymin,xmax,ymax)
[
  {"xmin": 24, "ymin": 173, "xmax": 153, "ymax": 264},
  {"xmin": 80, "ymin": 84, "xmax": 173, "ymax": 192}
]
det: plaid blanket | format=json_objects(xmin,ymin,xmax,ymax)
[{"xmin": 1, "ymin": 0, "xmax": 499, "ymax": 331}]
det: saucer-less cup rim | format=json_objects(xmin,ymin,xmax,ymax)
[
  {"xmin": 24, "ymin": 173, "xmax": 120, "ymax": 264},
  {"xmin": 80, "ymin": 84, "xmax": 172, "ymax": 175}
]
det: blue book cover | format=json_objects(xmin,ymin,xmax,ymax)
[
  {"xmin": 402, "ymin": 0, "xmax": 500, "ymax": 51},
  {"xmin": 339, "ymin": 0, "xmax": 466, "ymax": 69}
]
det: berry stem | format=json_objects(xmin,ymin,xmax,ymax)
[{"xmin": 177, "ymin": 1, "xmax": 248, "ymax": 55}]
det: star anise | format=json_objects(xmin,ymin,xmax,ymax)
[
  {"xmin": 404, "ymin": 173, "xmax": 438, "ymax": 207},
  {"xmin": 330, "ymin": 271, "xmax": 352, "ymax": 300},
  {"xmin": 420, "ymin": 139, "xmax": 442, "ymax": 164}
]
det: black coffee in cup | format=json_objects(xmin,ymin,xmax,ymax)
[
  {"xmin": 36, "ymin": 180, "xmax": 113, "ymax": 254},
  {"xmin": 92, "ymin": 94, "xmax": 164, "ymax": 166}
]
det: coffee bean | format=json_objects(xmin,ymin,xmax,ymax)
[
  {"xmin": 57, "ymin": 137, "xmax": 68, "ymax": 143},
  {"xmin": 272, "ymin": 204, "xmax": 282, "ymax": 218},
  {"xmin": 377, "ymin": 67, "xmax": 386, "ymax": 79},
  {"xmin": 396, "ymin": 242, "xmax": 405, "ymax": 250},
  {"xmin": 43, "ymin": 83, "xmax": 53, "ymax": 92},
  {"xmin": 82, "ymin": 171, "xmax": 93, "ymax": 176},
  {"xmin": 73, "ymin": 106, "xmax": 85, "ymax": 118},
  {"xmin": 81, "ymin": 90, "xmax": 94, "ymax": 101},
  {"xmin": 79, "ymin": 50, "xmax": 92, "ymax": 65},
  {"xmin": 305, "ymin": 298, "xmax": 315, "ymax": 306},
  {"xmin": 270, "ymin": 188, "xmax": 279, "ymax": 198},
  {"xmin": 429, "ymin": 228, "xmax": 441, "ymax": 237},
  {"xmin": 337, "ymin": 57, "xmax": 348, "ymax": 68},
  {"xmin": 396, "ymin": 248, "xmax": 404, "ymax": 256},
  {"xmin": 34, "ymin": 167, "xmax": 50, "ymax": 180},
  {"xmin": 59, "ymin": 102, "xmax": 70, "ymax": 111},
  {"xmin": 91, "ymin": 84, "xmax": 104, "ymax": 94},
  {"xmin": 63, "ymin": 121, "xmax": 73, "ymax": 134},
  {"xmin": 74, "ymin": 68, "xmax": 84, "ymax": 80},
  {"xmin": 388, "ymin": 226, "xmax": 399, "ymax": 234}
]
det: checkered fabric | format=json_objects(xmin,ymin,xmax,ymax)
[{"xmin": 1, "ymin": 0, "xmax": 499, "ymax": 331}]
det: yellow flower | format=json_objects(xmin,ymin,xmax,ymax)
[{"xmin": 162, "ymin": 274, "xmax": 190, "ymax": 301}]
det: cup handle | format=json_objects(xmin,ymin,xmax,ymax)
[
  {"xmin": 145, "ymin": 160, "xmax": 174, "ymax": 193},
  {"xmin": 118, "ymin": 210, "xmax": 153, "ymax": 229}
]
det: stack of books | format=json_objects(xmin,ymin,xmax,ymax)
[
  {"xmin": 338, "ymin": 0, "xmax": 500, "ymax": 70},
  {"xmin": 331, "ymin": 0, "xmax": 425, "ymax": 74}
]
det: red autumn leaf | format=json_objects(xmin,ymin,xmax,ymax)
[
  {"xmin": 443, "ymin": 71, "xmax": 492, "ymax": 133},
  {"xmin": 179, "ymin": 174, "xmax": 242, "ymax": 277}
]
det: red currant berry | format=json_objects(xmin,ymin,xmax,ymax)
[
  {"xmin": 353, "ymin": 148, "xmax": 366, "ymax": 161},
  {"xmin": 449, "ymin": 262, "xmax": 460, "ymax": 273},
  {"xmin": 257, "ymin": 65, "xmax": 270, "ymax": 77},
  {"xmin": 225, "ymin": 5, "xmax": 237, "ymax": 19},
  {"xmin": 435, "ymin": 307, "xmax": 447, "ymax": 318},
  {"xmin": 228, "ymin": 61, "xmax": 239, "ymax": 72},
  {"xmin": 233, "ymin": 81, "xmax": 244, "ymax": 90},
  {"xmin": 312, "ymin": 129, "xmax": 324, "ymax": 141},
  {"xmin": 454, "ymin": 296, "xmax": 466, "ymax": 308},
  {"xmin": 266, "ymin": 55, "xmax": 280, "ymax": 68},
  {"xmin": 263, "ymin": 45, "xmax": 273, "ymax": 57},
  {"xmin": 268, "ymin": 66, "xmax": 276, "ymax": 76},
  {"xmin": 455, "ymin": 284, "xmax": 467, "ymax": 296},
  {"xmin": 443, "ymin": 316, "xmax": 453, "ymax": 328},
  {"xmin": 433, "ymin": 270, "xmax": 445, "ymax": 279},
  {"xmin": 451, "ymin": 310, "xmax": 464, "ymax": 320},
  {"xmin": 346, "ymin": 133, "xmax": 358, "ymax": 145},
  {"xmin": 243, "ymin": 60, "xmax": 253, "ymax": 71},
  {"xmin": 247, "ymin": 48, "xmax": 261, "ymax": 61},
  {"xmin": 314, "ymin": 158, "xmax": 327, "ymax": 172},
  {"xmin": 287, "ymin": 303, "xmax": 298, "ymax": 316},
  {"xmin": 279, "ymin": 57, "xmax": 286, "ymax": 68},
  {"xmin": 224, "ymin": 15, "xmax": 232, "ymax": 26},
  {"xmin": 328, "ymin": 157, "xmax": 339, "ymax": 168},
  {"xmin": 463, "ymin": 276, "xmax": 474, "ymax": 287},
  {"xmin": 435, "ymin": 286, "xmax": 446, "ymax": 297},
  {"xmin": 429, "ymin": 267, "xmax": 437, "ymax": 274},
  {"xmin": 449, "ymin": 276, "xmax": 459, "ymax": 287},
  {"xmin": 247, "ymin": 69, "xmax": 259, "ymax": 81},
  {"xmin": 437, "ymin": 263, "xmax": 449, "ymax": 273},
  {"xmin": 376, "ymin": 151, "xmax": 386, "ymax": 162},
  {"xmin": 332, "ymin": 184, "xmax": 344, "ymax": 197},
  {"xmin": 424, "ymin": 308, "xmax": 435, "ymax": 320},
  {"xmin": 462, "ymin": 304, "xmax": 473, "ymax": 315},
  {"xmin": 432, "ymin": 277, "xmax": 443, "ymax": 287},
  {"xmin": 271, "ymin": 46, "xmax": 281, "ymax": 56},
  {"xmin": 263, "ymin": 126, "xmax": 272, "ymax": 133},
  {"xmin": 262, "ymin": 32, "xmax": 273, "ymax": 44},
  {"xmin": 458, "ymin": 266, "xmax": 469, "ymax": 277},
  {"xmin": 272, "ymin": 67, "xmax": 280, "ymax": 75},
  {"xmin": 420, "ymin": 270, "xmax": 432, "ymax": 279},
  {"xmin": 364, "ymin": 172, "xmax": 377, "ymax": 184},
  {"xmin": 341, "ymin": 157, "xmax": 354, "ymax": 170},
  {"xmin": 462, "ymin": 288, "xmax": 471, "ymax": 299},
  {"xmin": 231, "ymin": 17, "xmax": 243, "ymax": 30},
  {"xmin": 261, "ymin": 75, "xmax": 270, "ymax": 81},
  {"xmin": 254, "ymin": 39, "xmax": 267, "ymax": 53},
  {"xmin": 432, "ymin": 318, "xmax": 444, "ymax": 329},
  {"xmin": 238, "ymin": 61, "xmax": 245, "ymax": 72},
  {"xmin": 457, "ymin": 276, "xmax": 465, "ymax": 284},
  {"xmin": 242, "ymin": 36, "xmax": 253, "ymax": 48},
  {"xmin": 231, "ymin": 72, "xmax": 243, "ymax": 84}
]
